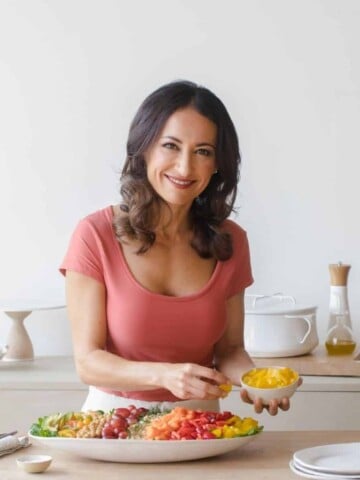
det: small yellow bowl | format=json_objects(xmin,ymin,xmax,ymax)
[
  {"xmin": 16, "ymin": 454, "xmax": 52, "ymax": 473},
  {"xmin": 241, "ymin": 366, "xmax": 299, "ymax": 405}
]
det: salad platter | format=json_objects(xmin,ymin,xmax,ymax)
[
  {"xmin": 29, "ymin": 405, "xmax": 263, "ymax": 463},
  {"xmin": 29, "ymin": 433, "xmax": 260, "ymax": 463}
]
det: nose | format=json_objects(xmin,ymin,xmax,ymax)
[{"xmin": 176, "ymin": 149, "xmax": 192, "ymax": 177}]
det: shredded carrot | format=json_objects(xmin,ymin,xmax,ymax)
[{"xmin": 143, "ymin": 407, "xmax": 190, "ymax": 440}]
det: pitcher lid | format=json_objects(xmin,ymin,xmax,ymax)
[{"xmin": 245, "ymin": 294, "xmax": 317, "ymax": 315}]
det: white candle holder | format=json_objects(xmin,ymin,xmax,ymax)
[
  {"xmin": 3, "ymin": 311, "xmax": 34, "ymax": 361},
  {"xmin": 0, "ymin": 302, "xmax": 65, "ymax": 362}
]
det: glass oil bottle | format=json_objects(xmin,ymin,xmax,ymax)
[{"xmin": 325, "ymin": 262, "xmax": 356, "ymax": 355}]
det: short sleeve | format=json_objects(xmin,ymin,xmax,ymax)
[
  {"xmin": 59, "ymin": 218, "xmax": 105, "ymax": 284},
  {"xmin": 224, "ymin": 222, "xmax": 254, "ymax": 298}
]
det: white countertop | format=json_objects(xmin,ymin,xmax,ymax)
[{"xmin": 0, "ymin": 356, "xmax": 86, "ymax": 390}]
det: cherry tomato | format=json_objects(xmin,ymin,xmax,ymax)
[
  {"xmin": 114, "ymin": 408, "xmax": 131, "ymax": 418},
  {"xmin": 110, "ymin": 417, "xmax": 127, "ymax": 430},
  {"xmin": 101, "ymin": 426, "xmax": 117, "ymax": 439}
]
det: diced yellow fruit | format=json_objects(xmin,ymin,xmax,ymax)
[
  {"xmin": 219, "ymin": 383, "xmax": 232, "ymax": 398},
  {"xmin": 58, "ymin": 429, "xmax": 76, "ymax": 437},
  {"xmin": 242, "ymin": 367, "xmax": 298, "ymax": 388},
  {"xmin": 226, "ymin": 415, "xmax": 240, "ymax": 425},
  {"xmin": 211, "ymin": 428, "xmax": 223, "ymax": 438},
  {"xmin": 219, "ymin": 383, "xmax": 232, "ymax": 393}
]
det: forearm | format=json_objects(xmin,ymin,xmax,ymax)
[
  {"xmin": 215, "ymin": 347, "xmax": 255, "ymax": 386},
  {"xmin": 75, "ymin": 349, "xmax": 230, "ymax": 401},
  {"xmin": 75, "ymin": 349, "xmax": 169, "ymax": 391}
]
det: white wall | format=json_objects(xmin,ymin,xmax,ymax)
[{"xmin": 0, "ymin": 0, "xmax": 359, "ymax": 356}]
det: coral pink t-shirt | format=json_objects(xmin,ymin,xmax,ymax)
[{"xmin": 60, "ymin": 206, "xmax": 253, "ymax": 401}]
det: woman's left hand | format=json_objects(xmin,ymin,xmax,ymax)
[{"xmin": 240, "ymin": 377, "xmax": 303, "ymax": 416}]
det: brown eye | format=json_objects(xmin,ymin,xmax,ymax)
[
  {"xmin": 162, "ymin": 142, "xmax": 178, "ymax": 150},
  {"xmin": 196, "ymin": 148, "xmax": 212, "ymax": 157}
]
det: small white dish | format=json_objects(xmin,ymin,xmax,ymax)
[
  {"xmin": 241, "ymin": 366, "xmax": 299, "ymax": 405},
  {"xmin": 16, "ymin": 454, "xmax": 52, "ymax": 473}
]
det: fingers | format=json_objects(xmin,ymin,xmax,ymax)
[
  {"xmin": 266, "ymin": 397, "xmax": 290, "ymax": 415},
  {"xmin": 240, "ymin": 388, "xmax": 252, "ymax": 404},
  {"xmin": 191, "ymin": 365, "xmax": 230, "ymax": 398},
  {"xmin": 168, "ymin": 364, "xmax": 230, "ymax": 400},
  {"xmin": 267, "ymin": 399, "xmax": 279, "ymax": 416},
  {"xmin": 279, "ymin": 397, "xmax": 290, "ymax": 411},
  {"xmin": 197, "ymin": 366, "xmax": 229, "ymax": 386},
  {"xmin": 190, "ymin": 376, "xmax": 227, "ymax": 400},
  {"xmin": 240, "ymin": 389, "xmax": 291, "ymax": 415},
  {"xmin": 240, "ymin": 389, "xmax": 271, "ymax": 414}
]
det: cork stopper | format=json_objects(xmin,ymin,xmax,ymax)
[{"xmin": 329, "ymin": 262, "xmax": 351, "ymax": 286}]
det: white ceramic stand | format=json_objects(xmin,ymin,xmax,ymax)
[
  {"xmin": 3, "ymin": 311, "xmax": 34, "ymax": 361},
  {"xmin": 0, "ymin": 301, "xmax": 65, "ymax": 362}
]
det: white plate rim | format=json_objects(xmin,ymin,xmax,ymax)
[
  {"xmin": 29, "ymin": 431, "xmax": 261, "ymax": 463},
  {"xmin": 289, "ymin": 460, "xmax": 360, "ymax": 480},
  {"xmin": 293, "ymin": 443, "xmax": 360, "ymax": 475},
  {"xmin": 292, "ymin": 459, "xmax": 360, "ymax": 479}
]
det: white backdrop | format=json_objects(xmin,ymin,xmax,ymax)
[{"xmin": 0, "ymin": 0, "xmax": 359, "ymax": 356}]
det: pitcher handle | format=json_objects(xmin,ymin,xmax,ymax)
[{"xmin": 284, "ymin": 314, "xmax": 313, "ymax": 343}]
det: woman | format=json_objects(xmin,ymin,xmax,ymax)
[{"xmin": 60, "ymin": 80, "xmax": 291, "ymax": 415}]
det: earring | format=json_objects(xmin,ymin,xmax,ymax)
[{"xmin": 213, "ymin": 170, "xmax": 218, "ymax": 175}]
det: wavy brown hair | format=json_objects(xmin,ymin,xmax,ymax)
[{"xmin": 113, "ymin": 80, "xmax": 241, "ymax": 260}]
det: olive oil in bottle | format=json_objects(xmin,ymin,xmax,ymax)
[
  {"xmin": 325, "ymin": 262, "xmax": 356, "ymax": 355},
  {"xmin": 325, "ymin": 340, "xmax": 356, "ymax": 355}
]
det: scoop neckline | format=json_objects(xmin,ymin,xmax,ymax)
[{"xmin": 104, "ymin": 205, "xmax": 221, "ymax": 302}]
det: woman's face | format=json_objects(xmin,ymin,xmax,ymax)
[{"xmin": 145, "ymin": 106, "xmax": 217, "ymax": 209}]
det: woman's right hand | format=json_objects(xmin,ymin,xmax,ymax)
[{"xmin": 162, "ymin": 363, "xmax": 230, "ymax": 400}]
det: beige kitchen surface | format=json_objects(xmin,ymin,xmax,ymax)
[{"xmin": 254, "ymin": 346, "xmax": 360, "ymax": 376}]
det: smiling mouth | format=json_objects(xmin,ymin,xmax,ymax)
[{"xmin": 165, "ymin": 175, "xmax": 195, "ymax": 188}]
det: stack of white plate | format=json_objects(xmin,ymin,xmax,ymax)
[{"xmin": 290, "ymin": 443, "xmax": 360, "ymax": 479}]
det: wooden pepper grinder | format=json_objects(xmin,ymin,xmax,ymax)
[{"xmin": 325, "ymin": 262, "xmax": 356, "ymax": 355}]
